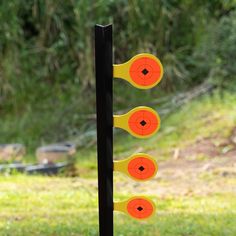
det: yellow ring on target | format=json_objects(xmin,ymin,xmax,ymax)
[
  {"xmin": 114, "ymin": 196, "xmax": 156, "ymax": 220},
  {"xmin": 113, "ymin": 153, "xmax": 158, "ymax": 181},
  {"xmin": 113, "ymin": 106, "xmax": 161, "ymax": 138},
  {"xmin": 113, "ymin": 53, "xmax": 163, "ymax": 89}
]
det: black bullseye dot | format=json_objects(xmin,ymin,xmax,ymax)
[
  {"xmin": 137, "ymin": 207, "xmax": 143, "ymax": 211},
  {"xmin": 142, "ymin": 68, "xmax": 149, "ymax": 75},
  {"xmin": 140, "ymin": 120, "xmax": 147, "ymax": 126},
  {"xmin": 138, "ymin": 166, "xmax": 145, "ymax": 171}
]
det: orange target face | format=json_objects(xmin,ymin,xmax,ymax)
[
  {"xmin": 129, "ymin": 57, "xmax": 162, "ymax": 87},
  {"xmin": 127, "ymin": 198, "xmax": 154, "ymax": 219},
  {"xmin": 128, "ymin": 109, "xmax": 159, "ymax": 136},
  {"xmin": 128, "ymin": 157, "xmax": 156, "ymax": 180}
]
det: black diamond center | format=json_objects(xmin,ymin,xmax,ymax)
[
  {"xmin": 142, "ymin": 68, "xmax": 149, "ymax": 75},
  {"xmin": 137, "ymin": 207, "xmax": 143, "ymax": 211},
  {"xmin": 140, "ymin": 120, "xmax": 147, "ymax": 126},
  {"xmin": 139, "ymin": 166, "xmax": 145, "ymax": 171}
]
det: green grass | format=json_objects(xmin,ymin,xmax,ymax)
[
  {"xmin": 0, "ymin": 89, "xmax": 236, "ymax": 235},
  {"xmin": 113, "ymin": 89, "xmax": 236, "ymax": 161},
  {"xmin": 0, "ymin": 175, "xmax": 235, "ymax": 236}
]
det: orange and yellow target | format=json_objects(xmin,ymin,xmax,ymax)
[
  {"xmin": 113, "ymin": 106, "xmax": 160, "ymax": 138},
  {"xmin": 114, "ymin": 153, "xmax": 158, "ymax": 181},
  {"xmin": 113, "ymin": 53, "xmax": 163, "ymax": 89},
  {"xmin": 114, "ymin": 196, "xmax": 156, "ymax": 220}
]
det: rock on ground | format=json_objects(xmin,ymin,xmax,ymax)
[
  {"xmin": 0, "ymin": 144, "xmax": 26, "ymax": 162},
  {"xmin": 36, "ymin": 142, "xmax": 76, "ymax": 164}
]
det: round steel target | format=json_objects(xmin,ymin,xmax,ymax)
[
  {"xmin": 128, "ymin": 156, "xmax": 156, "ymax": 180},
  {"xmin": 127, "ymin": 198, "xmax": 154, "ymax": 219},
  {"xmin": 128, "ymin": 109, "xmax": 159, "ymax": 137},
  {"xmin": 129, "ymin": 57, "xmax": 162, "ymax": 87}
]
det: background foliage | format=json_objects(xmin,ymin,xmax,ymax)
[
  {"xmin": 0, "ymin": 2, "xmax": 236, "ymax": 235},
  {"xmin": 0, "ymin": 0, "xmax": 236, "ymax": 149}
]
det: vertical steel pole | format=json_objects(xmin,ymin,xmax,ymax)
[{"xmin": 94, "ymin": 24, "xmax": 113, "ymax": 236}]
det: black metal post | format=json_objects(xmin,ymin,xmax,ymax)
[{"xmin": 95, "ymin": 24, "xmax": 113, "ymax": 236}]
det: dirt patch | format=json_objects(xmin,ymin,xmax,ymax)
[
  {"xmin": 114, "ymin": 154, "xmax": 236, "ymax": 197},
  {"xmin": 115, "ymin": 129, "xmax": 236, "ymax": 197},
  {"xmin": 225, "ymin": 149, "xmax": 236, "ymax": 158},
  {"xmin": 178, "ymin": 138, "xmax": 220, "ymax": 159},
  {"xmin": 175, "ymin": 126, "xmax": 236, "ymax": 160}
]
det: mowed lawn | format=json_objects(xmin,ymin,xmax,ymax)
[{"xmin": 0, "ymin": 175, "xmax": 235, "ymax": 236}]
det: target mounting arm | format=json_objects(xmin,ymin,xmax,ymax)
[{"xmin": 113, "ymin": 53, "xmax": 163, "ymax": 89}]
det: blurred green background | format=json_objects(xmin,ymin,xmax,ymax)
[
  {"xmin": 1, "ymin": 0, "xmax": 236, "ymax": 149},
  {"xmin": 0, "ymin": 1, "xmax": 236, "ymax": 236}
]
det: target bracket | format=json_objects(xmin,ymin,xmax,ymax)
[
  {"xmin": 114, "ymin": 196, "xmax": 156, "ymax": 220},
  {"xmin": 113, "ymin": 153, "xmax": 158, "ymax": 181},
  {"xmin": 113, "ymin": 106, "xmax": 160, "ymax": 138},
  {"xmin": 113, "ymin": 53, "xmax": 163, "ymax": 89}
]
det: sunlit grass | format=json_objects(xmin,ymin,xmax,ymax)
[
  {"xmin": 0, "ymin": 90, "xmax": 236, "ymax": 235},
  {"xmin": 0, "ymin": 176, "xmax": 235, "ymax": 236}
]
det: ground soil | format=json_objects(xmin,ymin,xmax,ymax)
[{"xmin": 114, "ymin": 132, "xmax": 236, "ymax": 197}]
